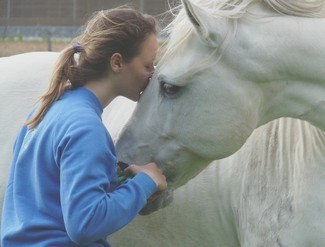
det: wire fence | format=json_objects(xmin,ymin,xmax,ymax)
[
  {"xmin": 0, "ymin": 0, "xmax": 174, "ymax": 25},
  {"xmin": 0, "ymin": 0, "xmax": 178, "ymax": 39}
]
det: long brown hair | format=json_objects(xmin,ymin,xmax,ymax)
[{"xmin": 26, "ymin": 6, "xmax": 157, "ymax": 129}]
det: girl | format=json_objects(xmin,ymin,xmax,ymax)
[{"xmin": 1, "ymin": 6, "xmax": 167, "ymax": 246}]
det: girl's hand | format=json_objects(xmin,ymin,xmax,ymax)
[{"xmin": 125, "ymin": 162, "xmax": 167, "ymax": 191}]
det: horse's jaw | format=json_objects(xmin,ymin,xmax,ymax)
[
  {"xmin": 139, "ymin": 188, "xmax": 174, "ymax": 215},
  {"xmin": 126, "ymin": 155, "xmax": 209, "ymax": 215},
  {"xmin": 116, "ymin": 132, "xmax": 213, "ymax": 214}
]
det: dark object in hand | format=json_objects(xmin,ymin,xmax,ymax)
[{"xmin": 117, "ymin": 161, "xmax": 131, "ymax": 185}]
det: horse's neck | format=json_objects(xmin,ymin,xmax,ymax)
[
  {"xmin": 260, "ymin": 76, "xmax": 325, "ymax": 131},
  {"xmin": 239, "ymin": 9, "xmax": 325, "ymax": 131}
]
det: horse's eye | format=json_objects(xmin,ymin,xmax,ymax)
[{"xmin": 160, "ymin": 81, "xmax": 181, "ymax": 96}]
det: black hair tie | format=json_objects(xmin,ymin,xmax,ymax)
[{"xmin": 73, "ymin": 42, "xmax": 82, "ymax": 54}]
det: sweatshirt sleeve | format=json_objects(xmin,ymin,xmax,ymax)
[{"xmin": 55, "ymin": 115, "xmax": 157, "ymax": 244}]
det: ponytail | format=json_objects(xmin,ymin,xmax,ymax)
[{"xmin": 26, "ymin": 46, "xmax": 77, "ymax": 129}]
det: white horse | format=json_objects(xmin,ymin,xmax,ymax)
[{"xmin": 0, "ymin": 50, "xmax": 324, "ymax": 246}]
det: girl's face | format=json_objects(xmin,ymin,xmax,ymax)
[{"xmin": 117, "ymin": 34, "xmax": 158, "ymax": 101}]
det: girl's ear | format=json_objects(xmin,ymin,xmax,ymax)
[{"xmin": 110, "ymin": 53, "xmax": 123, "ymax": 72}]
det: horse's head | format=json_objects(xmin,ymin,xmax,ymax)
[
  {"xmin": 115, "ymin": 0, "xmax": 265, "ymax": 214},
  {"xmin": 116, "ymin": 0, "xmax": 325, "ymax": 214}
]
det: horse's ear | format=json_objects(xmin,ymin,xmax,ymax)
[{"xmin": 181, "ymin": 0, "xmax": 224, "ymax": 47}]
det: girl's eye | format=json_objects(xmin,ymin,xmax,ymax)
[{"xmin": 160, "ymin": 81, "xmax": 181, "ymax": 96}]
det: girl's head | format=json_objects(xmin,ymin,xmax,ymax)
[
  {"xmin": 71, "ymin": 7, "xmax": 158, "ymax": 87},
  {"xmin": 27, "ymin": 6, "xmax": 158, "ymax": 129}
]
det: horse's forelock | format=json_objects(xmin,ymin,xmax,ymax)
[{"xmin": 159, "ymin": 0, "xmax": 249, "ymax": 71}]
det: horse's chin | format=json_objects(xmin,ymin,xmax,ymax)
[{"xmin": 139, "ymin": 188, "xmax": 174, "ymax": 215}]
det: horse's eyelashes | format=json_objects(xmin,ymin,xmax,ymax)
[{"xmin": 160, "ymin": 81, "xmax": 181, "ymax": 96}]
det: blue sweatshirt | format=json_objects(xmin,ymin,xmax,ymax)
[{"xmin": 1, "ymin": 87, "xmax": 157, "ymax": 246}]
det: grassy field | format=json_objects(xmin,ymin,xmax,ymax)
[{"xmin": 0, "ymin": 40, "xmax": 69, "ymax": 57}]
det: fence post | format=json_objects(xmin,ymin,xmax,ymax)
[
  {"xmin": 73, "ymin": 0, "xmax": 77, "ymax": 24},
  {"xmin": 46, "ymin": 31, "xmax": 52, "ymax": 51},
  {"xmin": 139, "ymin": 0, "xmax": 144, "ymax": 13},
  {"xmin": 2, "ymin": 0, "xmax": 11, "ymax": 39}
]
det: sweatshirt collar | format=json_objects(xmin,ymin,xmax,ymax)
[{"xmin": 72, "ymin": 87, "xmax": 103, "ymax": 116}]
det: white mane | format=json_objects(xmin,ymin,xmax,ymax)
[
  {"xmin": 265, "ymin": 0, "xmax": 325, "ymax": 16},
  {"xmin": 160, "ymin": 0, "xmax": 325, "ymax": 67}
]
